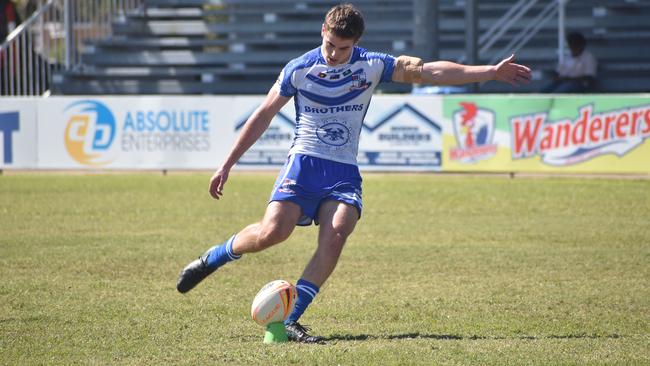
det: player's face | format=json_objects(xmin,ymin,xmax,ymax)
[{"xmin": 321, "ymin": 27, "xmax": 357, "ymax": 66}]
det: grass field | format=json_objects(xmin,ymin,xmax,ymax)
[{"xmin": 1, "ymin": 172, "xmax": 649, "ymax": 365}]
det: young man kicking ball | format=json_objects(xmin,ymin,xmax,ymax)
[{"xmin": 177, "ymin": 3, "xmax": 531, "ymax": 343}]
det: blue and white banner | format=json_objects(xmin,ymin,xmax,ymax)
[
  {"xmin": 0, "ymin": 99, "xmax": 37, "ymax": 168},
  {"xmin": 237, "ymin": 95, "xmax": 444, "ymax": 171},
  {"xmin": 37, "ymin": 96, "xmax": 236, "ymax": 169},
  {"xmin": 358, "ymin": 96, "xmax": 443, "ymax": 170},
  {"xmin": 232, "ymin": 96, "xmax": 296, "ymax": 167},
  {"xmin": 3, "ymin": 95, "xmax": 648, "ymax": 172},
  {"xmin": 5, "ymin": 95, "xmax": 445, "ymax": 171}
]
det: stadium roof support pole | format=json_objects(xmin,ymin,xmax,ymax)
[
  {"xmin": 64, "ymin": 0, "xmax": 73, "ymax": 70},
  {"xmin": 465, "ymin": 0, "xmax": 478, "ymax": 92},
  {"xmin": 413, "ymin": 0, "xmax": 438, "ymax": 61},
  {"xmin": 558, "ymin": 0, "xmax": 567, "ymax": 65}
]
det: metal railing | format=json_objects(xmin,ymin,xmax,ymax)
[
  {"xmin": 460, "ymin": 0, "xmax": 570, "ymax": 65},
  {"xmin": 478, "ymin": 0, "xmax": 538, "ymax": 62},
  {"xmin": 487, "ymin": 0, "xmax": 565, "ymax": 65},
  {"xmin": 0, "ymin": 0, "xmax": 143, "ymax": 96}
]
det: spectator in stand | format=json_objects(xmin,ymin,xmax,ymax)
[
  {"xmin": 1, "ymin": 0, "xmax": 21, "ymax": 42},
  {"xmin": 542, "ymin": 32, "xmax": 598, "ymax": 93},
  {"xmin": 26, "ymin": 0, "xmax": 38, "ymax": 18}
]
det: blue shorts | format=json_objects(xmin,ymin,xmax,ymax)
[{"xmin": 269, "ymin": 154, "xmax": 363, "ymax": 226}]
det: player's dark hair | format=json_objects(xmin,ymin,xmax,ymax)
[{"xmin": 324, "ymin": 4, "xmax": 365, "ymax": 41}]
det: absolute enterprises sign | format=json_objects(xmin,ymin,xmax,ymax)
[
  {"xmin": 37, "ymin": 97, "xmax": 230, "ymax": 169},
  {"xmin": 443, "ymin": 95, "xmax": 650, "ymax": 173}
]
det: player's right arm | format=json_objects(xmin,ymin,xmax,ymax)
[
  {"xmin": 209, "ymin": 87, "xmax": 291, "ymax": 200},
  {"xmin": 392, "ymin": 54, "xmax": 531, "ymax": 86}
]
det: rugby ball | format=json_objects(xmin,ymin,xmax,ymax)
[{"xmin": 251, "ymin": 280, "xmax": 297, "ymax": 326}]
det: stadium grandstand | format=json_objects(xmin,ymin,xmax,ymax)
[{"xmin": 1, "ymin": 0, "xmax": 650, "ymax": 96}]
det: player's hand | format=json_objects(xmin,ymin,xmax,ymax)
[
  {"xmin": 494, "ymin": 54, "xmax": 532, "ymax": 86},
  {"xmin": 209, "ymin": 167, "xmax": 229, "ymax": 200}
]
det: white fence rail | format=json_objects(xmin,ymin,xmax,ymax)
[{"xmin": 0, "ymin": 0, "xmax": 143, "ymax": 96}]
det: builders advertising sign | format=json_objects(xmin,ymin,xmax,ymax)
[
  {"xmin": 236, "ymin": 95, "xmax": 444, "ymax": 171},
  {"xmin": 358, "ymin": 96, "xmax": 443, "ymax": 170},
  {"xmin": 443, "ymin": 95, "xmax": 650, "ymax": 173},
  {"xmin": 233, "ymin": 96, "xmax": 297, "ymax": 167}
]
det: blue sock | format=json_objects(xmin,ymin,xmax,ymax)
[
  {"xmin": 205, "ymin": 235, "xmax": 241, "ymax": 269},
  {"xmin": 285, "ymin": 279, "xmax": 319, "ymax": 324}
]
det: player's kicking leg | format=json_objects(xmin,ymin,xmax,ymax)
[
  {"xmin": 176, "ymin": 201, "xmax": 301, "ymax": 293},
  {"xmin": 285, "ymin": 200, "xmax": 358, "ymax": 343}
]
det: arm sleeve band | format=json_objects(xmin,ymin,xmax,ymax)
[{"xmin": 392, "ymin": 55, "xmax": 424, "ymax": 83}]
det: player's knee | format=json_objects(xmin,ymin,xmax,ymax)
[
  {"xmin": 333, "ymin": 221, "xmax": 355, "ymax": 241},
  {"xmin": 254, "ymin": 223, "xmax": 291, "ymax": 251},
  {"xmin": 324, "ymin": 227, "xmax": 352, "ymax": 250}
]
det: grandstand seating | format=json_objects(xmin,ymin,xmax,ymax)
[{"xmin": 51, "ymin": 0, "xmax": 650, "ymax": 95}]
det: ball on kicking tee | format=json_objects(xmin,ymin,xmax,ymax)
[{"xmin": 251, "ymin": 280, "xmax": 297, "ymax": 326}]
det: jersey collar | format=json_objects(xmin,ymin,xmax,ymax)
[{"xmin": 318, "ymin": 46, "xmax": 361, "ymax": 66}]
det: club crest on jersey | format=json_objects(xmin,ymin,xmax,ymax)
[
  {"xmin": 450, "ymin": 102, "xmax": 498, "ymax": 163},
  {"xmin": 350, "ymin": 71, "xmax": 370, "ymax": 90},
  {"xmin": 317, "ymin": 72, "xmax": 327, "ymax": 78},
  {"xmin": 316, "ymin": 121, "xmax": 351, "ymax": 147}
]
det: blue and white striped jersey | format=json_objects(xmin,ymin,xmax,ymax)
[{"xmin": 274, "ymin": 46, "xmax": 396, "ymax": 165}]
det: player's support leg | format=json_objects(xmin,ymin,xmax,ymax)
[
  {"xmin": 285, "ymin": 200, "xmax": 358, "ymax": 343},
  {"xmin": 176, "ymin": 201, "xmax": 302, "ymax": 293},
  {"xmin": 286, "ymin": 278, "xmax": 320, "ymax": 324}
]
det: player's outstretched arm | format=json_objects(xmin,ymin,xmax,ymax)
[
  {"xmin": 209, "ymin": 88, "xmax": 291, "ymax": 200},
  {"xmin": 392, "ymin": 54, "xmax": 531, "ymax": 86}
]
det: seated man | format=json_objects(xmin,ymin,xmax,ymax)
[{"xmin": 542, "ymin": 32, "xmax": 597, "ymax": 93}]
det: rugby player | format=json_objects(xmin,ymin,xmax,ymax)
[{"xmin": 177, "ymin": 3, "xmax": 531, "ymax": 343}]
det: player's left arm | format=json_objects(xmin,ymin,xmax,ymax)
[{"xmin": 392, "ymin": 54, "xmax": 531, "ymax": 86}]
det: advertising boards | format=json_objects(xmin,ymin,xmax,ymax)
[
  {"xmin": 443, "ymin": 95, "xmax": 650, "ymax": 173},
  {"xmin": 36, "ymin": 96, "xmax": 235, "ymax": 169},
  {"xmin": 1, "ymin": 94, "xmax": 647, "ymax": 173}
]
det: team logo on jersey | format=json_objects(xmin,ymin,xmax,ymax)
[
  {"xmin": 64, "ymin": 100, "xmax": 116, "ymax": 166},
  {"xmin": 316, "ymin": 120, "xmax": 350, "ymax": 146},
  {"xmin": 278, "ymin": 178, "xmax": 297, "ymax": 194},
  {"xmin": 350, "ymin": 71, "xmax": 370, "ymax": 90},
  {"xmin": 450, "ymin": 102, "xmax": 498, "ymax": 163},
  {"xmin": 317, "ymin": 72, "xmax": 327, "ymax": 78}
]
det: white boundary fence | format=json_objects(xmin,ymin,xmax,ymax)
[
  {"xmin": 0, "ymin": 0, "xmax": 143, "ymax": 96},
  {"xmin": 1, "ymin": 94, "xmax": 650, "ymax": 173}
]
